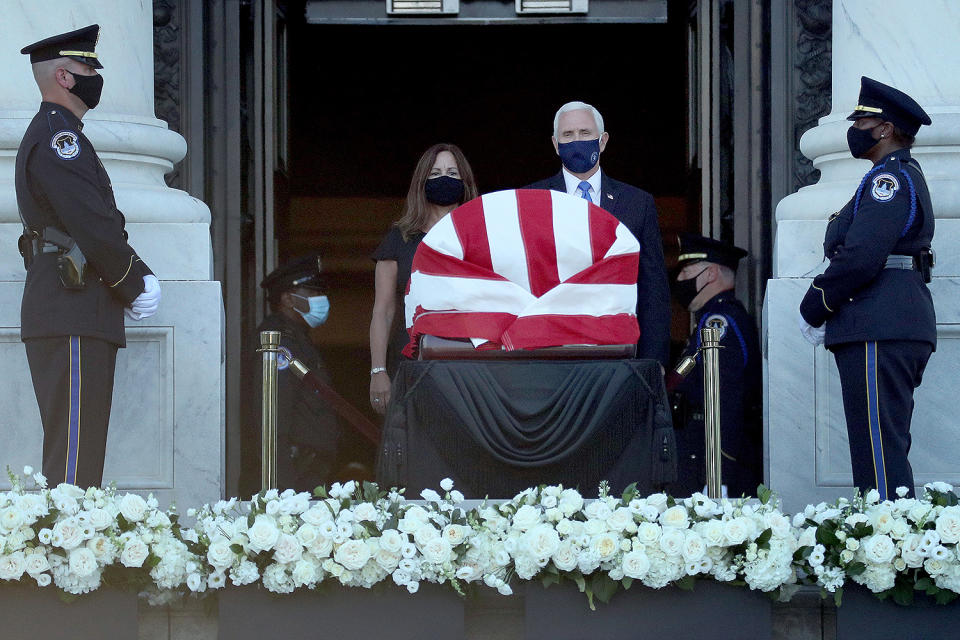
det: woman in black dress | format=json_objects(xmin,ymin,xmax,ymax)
[{"xmin": 368, "ymin": 143, "xmax": 478, "ymax": 414}]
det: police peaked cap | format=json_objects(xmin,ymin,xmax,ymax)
[
  {"xmin": 847, "ymin": 76, "xmax": 931, "ymax": 137},
  {"xmin": 21, "ymin": 24, "xmax": 103, "ymax": 69},
  {"xmin": 260, "ymin": 253, "xmax": 326, "ymax": 301},
  {"xmin": 676, "ymin": 233, "xmax": 747, "ymax": 272}
]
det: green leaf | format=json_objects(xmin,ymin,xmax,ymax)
[
  {"xmin": 621, "ymin": 577, "xmax": 633, "ymax": 591},
  {"xmin": 540, "ymin": 572, "xmax": 560, "ymax": 589},
  {"xmin": 833, "ymin": 587, "xmax": 843, "ymax": 608},
  {"xmin": 313, "ymin": 486, "xmax": 328, "ymax": 499},
  {"xmin": 572, "ymin": 572, "xmax": 586, "ymax": 593},
  {"xmin": 757, "ymin": 484, "xmax": 772, "ymax": 505},
  {"xmin": 363, "ymin": 481, "xmax": 379, "ymax": 503},
  {"xmin": 935, "ymin": 590, "xmax": 959, "ymax": 605},
  {"xmin": 846, "ymin": 562, "xmax": 866, "ymax": 577},
  {"xmin": 620, "ymin": 482, "xmax": 639, "ymax": 504},
  {"xmin": 590, "ymin": 574, "xmax": 619, "ymax": 605},
  {"xmin": 755, "ymin": 528, "xmax": 772, "ymax": 549},
  {"xmin": 914, "ymin": 577, "xmax": 933, "ymax": 591},
  {"xmin": 230, "ymin": 543, "xmax": 244, "ymax": 555},
  {"xmin": 815, "ymin": 525, "xmax": 838, "ymax": 547},
  {"xmin": 674, "ymin": 575, "xmax": 696, "ymax": 591}
]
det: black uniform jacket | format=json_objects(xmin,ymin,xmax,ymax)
[
  {"xmin": 525, "ymin": 171, "xmax": 671, "ymax": 366},
  {"xmin": 799, "ymin": 149, "xmax": 936, "ymax": 349},
  {"xmin": 674, "ymin": 292, "xmax": 763, "ymax": 478},
  {"xmin": 16, "ymin": 102, "xmax": 151, "ymax": 347}
]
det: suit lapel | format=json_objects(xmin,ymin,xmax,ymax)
[{"xmin": 600, "ymin": 173, "xmax": 620, "ymax": 213}]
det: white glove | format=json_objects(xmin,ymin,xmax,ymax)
[
  {"xmin": 128, "ymin": 275, "xmax": 161, "ymax": 320},
  {"xmin": 798, "ymin": 314, "xmax": 825, "ymax": 346}
]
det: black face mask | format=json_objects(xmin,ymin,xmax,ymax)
[
  {"xmin": 66, "ymin": 70, "xmax": 103, "ymax": 110},
  {"xmin": 847, "ymin": 124, "xmax": 880, "ymax": 159},
  {"xmin": 670, "ymin": 266, "xmax": 708, "ymax": 310},
  {"xmin": 424, "ymin": 175, "xmax": 464, "ymax": 206}
]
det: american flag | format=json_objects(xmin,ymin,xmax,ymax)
[{"xmin": 403, "ymin": 188, "xmax": 640, "ymax": 356}]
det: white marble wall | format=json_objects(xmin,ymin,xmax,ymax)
[
  {"xmin": 0, "ymin": 3, "xmax": 223, "ymax": 507},
  {"xmin": 766, "ymin": 0, "xmax": 960, "ymax": 513}
]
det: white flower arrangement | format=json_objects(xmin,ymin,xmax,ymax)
[{"xmin": 3, "ymin": 465, "xmax": 960, "ymax": 609}]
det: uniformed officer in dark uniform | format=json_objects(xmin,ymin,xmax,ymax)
[
  {"xmin": 16, "ymin": 25, "xmax": 160, "ymax": 488},
  {"xmin": 243, "ymin": 254, "xmax": 344, "ymax": 494},
  {"xmin": 667, "ymin": 233, "xmax": 762, "ymax": 497},
  {"xmin": 799, "ymin": 77, "xmax": 935, "ymax": 500}
]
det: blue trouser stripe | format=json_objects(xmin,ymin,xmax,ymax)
[
  {"xmin": 66, "ymin": 336, "xmax": 81, "ymax": 485},
  {"xmin": 865, "ymin": 342, "xmax": 887, "ymax": 500}
]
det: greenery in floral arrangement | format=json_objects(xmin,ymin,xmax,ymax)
[
  {"xmin": 0, "ymin": 466, "xmax": 190, "ymax": 600},
  {"xmin": 792, "ymin": 483, "xmax": 960, "ymax": 607},
  {"xmin": 4, "ymin": 463, "xmax": 960, "ymax": 611}
]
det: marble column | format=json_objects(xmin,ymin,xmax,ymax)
[
  {"xmin": 0, "ymin": 2, "xmax": 224, "ymax": 507},
  {"xmin": 765, "ymin": 0, "xmax": 960, "ymax": 512}
]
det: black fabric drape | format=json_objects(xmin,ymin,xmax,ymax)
[{"xmin": 376, "ymin": 359, "xmax": 676, "ymax": 498}]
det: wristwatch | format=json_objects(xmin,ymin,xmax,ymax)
[{"xmin": 370, "ymin": 367, "xmax": 387, "ymax": 376}]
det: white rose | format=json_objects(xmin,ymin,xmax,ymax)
[
  {"xmin": 512, "ymin": 505, "xmax": 542, "ymax": 531},
  {"xmin": 797, "ymin": 526, "xmax": 817, "ymax": 549},
  {"xmin": 352, "ymin": 503, "xmax": 378, "ymax": 523},
  {"xmin": 584, "ymin": 501, "xmax": 612, "ymax": 522},
  {"xmin": 375, "ymin": 549, "xmax": 400, "ymax": 572},
  {"xmin": 118, "ymin": 494, "xmax": 148, "ymax": 523},
  {"xmin": 421, "ymin": 538, "xmax": 452, "ymax": 565},
  {"xmin": 413, "ymin": 524, "xmax": 440, "ymax": 548},
  {"xmin": 247, "ymin": 515, "xmax": 281, "ymax": 553},
  {"xmin": 889, "ymin": 518, "xmax": 910, "ymax": 540},
  {"xmin": 334, "ymin": 539, "xmax": 371, "ymax": 571},
  {"xmin": 0, "ymin": 551, "xmax": 26, "ymax": 580},
  {"xmin": 840, "ymin": 549, "xmax": 854, "ymax": 564},
  {"xmin": 525, "ymin": 525, "xmax": 561, "ymax": 560},
  {"xmin": 607, "ymin": 508, "xmax": 634, "ymax": 532},
  {"xmin": 681, "ymin": 531, "xmax": 706, "ymax": 562},
  {"xmin": 900, "ymin": 535, "xmax": 925, "ymax": 568},
  {"xmin": 552, "ymin": 541, "xmax": 579, "ymax": 572},
  {"xmin": 207, "ymin": 539, "xmax": 235, "ymax": 570},
  {"xmin": 935, "ymin": 506, "xmax": 960, "ymax": 544},
  {"xmin": 659, "ymin": 529, "xmax": 686, "ymax": 558},
  {"xmin": 845, "ymin": 538, "xmax": 860, "ymax": 551},
  {"xmin": 660, "ymin": 505, "xmax": 689, "ymax": 529},
  {"xmin": 379, "ymin": 529, "xmax": 404, "ymax": 555},
  {"xmin": 86, "ymin": 535, "xmax": 114, "ymax": 560},
  {"xmin": 558, "ymin": 489, "xmax": 584, "ymax": 517},
  {"xmin": 583, "ymin": 518, "xmax": 607, "ymax": 537},
  {"xmin": 273, "ymin": 534, "xmax": 303, "ymax": 565},
  {"xmin": 308, "ymin": 534, "xmax": 333, "ymax": 559},
  {"xmin": 645, "ymin": 494, "xmax": 669, "ymax": 514},
  {"xmin": 636, "ymin": 522, "xmax": 662, "ymax": 546},
  {"xmin": 0, "ymin": 507, "xmax": 24, "ymax": 532},
  {"xmin": 808, "ymin": 544, "xmax": 825, "ymax": 567},
  {"xmin": 420, "ymin": 489, "xmax": 442, "ymax": 502},
  {"xmin": 296, "ymin": 523, "xmax": 320, "ymax": 548},
  {"xmin": 292, "ymin": 559, "xmax": 319, "ymax": 586},
  {"xmin": 24, "ymin": 551, "xmax": 50, "ymax": 576},
  {"xmin": 862, "ymin": 534, "xmax": 896, "ymax": 565},
  {"xmin": 53, "ymin": 483, "xmax": 85, "ymax": 499},
  {"xmin": 764, "ymin": 513, "xmax": 792, "ymax": 539},
  {"xmin": 120, "ymin": 539, "xmax": 149, "ymax": 568},
  {"xmin": 301, "ymin": 505, "xmax": 333, "ymax": 526},
  {"xmin": 541, "ymin": 495, "xmax": 558, "ymax": 509},
  {"xmin": 723, "ymin": 517, "xmax": 752, "ymax": 545},
  {"xmin": 621, "ymin": 549, "xmax": 650, "ymax": 579},
  {"xmin": 52, "ymin": 518, "xmax": 84, "ymax": 550},
  {"xmin": 442, "ymin": 524, "xmax": 468, "ymax": 547},
  {"xmin": 440, "ymin": 478, "xmax": 454, "ymax": 491},
  {"xmin": 68, "ymin": 547, "xmax": 98, "ymax": 578},
  {"xmin": 698, "ymin": 520, "xmax": 726, "ymax": 547},
  {"xmin": 592, "ymin": 533, "xmax": 620, "ymax": 560}
]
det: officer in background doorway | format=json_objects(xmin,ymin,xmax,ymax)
[
  {"xmin": 667, "ymin": 233, "xmax": 762, "ymax": 498},
  {"xmin": 245, "ymin": 254, "xmax": 345, "ymax": 494},
  {"xmin": 799, "ymin": 77, "xmax": 935, "ymax": 500},
  {"xmin": 16, "ymin": 25, "xmax": 160, "ymax": 488}
]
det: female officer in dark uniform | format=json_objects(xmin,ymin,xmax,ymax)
[{"xmin": 799, "ymin": 77, "xmax": 935, "ymax": 500}]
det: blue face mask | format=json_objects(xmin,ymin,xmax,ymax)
[
  {"xmin": 292, "ymin": 294, "xmax": 330, "ymax": 328},
  {"xmin": 557, "ymin": 138, "xmax": 601, "ymax": 174}
]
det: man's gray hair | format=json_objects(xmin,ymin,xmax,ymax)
[{"xmin": 553, "ymin": 101, "xmax": 605, "ymax": 138}]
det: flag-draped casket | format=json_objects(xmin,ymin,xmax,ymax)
[{"xmin": 403, "ymin": 189, "xmax": 641, "ymax": 357}]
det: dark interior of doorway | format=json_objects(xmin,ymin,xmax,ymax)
[{"xmin": 277, "ymin": 13, "xmax": 696, "ymax": 477}]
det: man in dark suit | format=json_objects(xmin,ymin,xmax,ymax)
[
  {"xmin": 799, "ymin": 77, "xmax": 936, "ymax": 500},
  {"xmin": 16, "ymin": 25, "xmax": 160, "ymax": 488},
  {"xmin": 526, "ymin": 101, "xmax": 671, "ymax": 366}
]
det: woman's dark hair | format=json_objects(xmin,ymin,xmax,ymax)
[{"xmin": 396, "ymin": 143, "xmax": 478, "ymax": 241}]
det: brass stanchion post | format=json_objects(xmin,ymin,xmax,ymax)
[
  {"xmin": 259, "ymin": 330, "xmax": 281, "ymax": 492},
  {"xmin": 701, "ymin": 326, "xmax": 722, "ymax": 499}
]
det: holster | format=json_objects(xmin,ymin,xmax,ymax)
[
  {"xmin": 18, "ymin": 230, "xmax": 37, "ymax": 270},
  {"xmin": 42, "ymin": 227, "xmax": 88, "ymax": 290},
  {"xmin": 918, "ymin": 248, "xmax": 934, "ymax": 284}
]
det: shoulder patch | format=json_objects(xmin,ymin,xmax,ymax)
[
  {"xmin": 50, "ymin": 130, "xmax": 81, "ymax": 160},
  {"xmin": 703, "ymin": 314, "xmax": 728, "ymax": 340},
  {"xmin": 870, "ymin": 173, "xmax": 900, "ymax": 203}
]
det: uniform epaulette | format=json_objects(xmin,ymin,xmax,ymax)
[
  {"xmin": 43, "ymin": 108, "xmax": 71, "ymax": 133},
  {"xmin": 881, "ymin": 155, "xmax": 903, "ymax": 173}
]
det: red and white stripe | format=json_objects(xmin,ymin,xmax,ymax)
[{"xmin": 403, "ymin": 189, "xmax": 639, "ymax": 356}]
